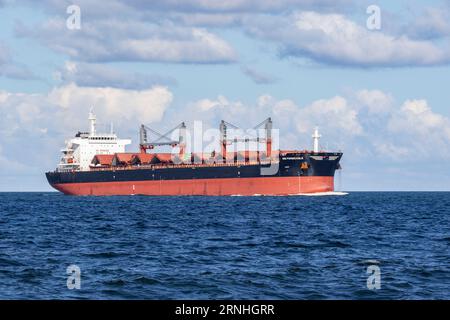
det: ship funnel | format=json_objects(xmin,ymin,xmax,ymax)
[{"xmin": 312, "ymin": 127, "xmax": 321, "ymax": 153}]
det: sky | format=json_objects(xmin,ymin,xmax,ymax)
[{"xmin": 1, "ymin": 0, "xmax": 450, "ymax": 191}]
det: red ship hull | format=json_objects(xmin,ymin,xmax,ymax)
[{"xmin": 51, "ymin": 176, "xmax": 334, "ymax": 196}]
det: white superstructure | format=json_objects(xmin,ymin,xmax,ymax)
[{"xmin": 58, "ymin": 110, "xmax": 131, "ymax": 171}]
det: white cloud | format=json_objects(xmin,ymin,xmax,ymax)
[
  {"xmin": 0, "ymin": 85, "xmax": 174, "ymax": 176},
  {"xmin": 17, "ymin": 19, "xmax": 237, "ymax": 64},
  {"xmin": 246, "ymin": 11, "xmax": 450, "ymax": 67},
  {"xmin": 0, "ymin": 84, "xmax": 174, "ymax": 182},
  {"xmin": 186, "ymin": 93, "xmax": 362, "ymax": 152},
  {"xmin": 0, "ymin": 91, "xmax": 9, "ymax": 103},
  {"xmin": 193, "ymin": 95, "xmax": 241, "ymax": 111},
  {"xmin": 124, "ymin": 28, "xmax": 236, "ymax": 63},
  {"xmin": 12, "ymin": 2, "xmax": 450, "ymax": 68},
  {"xmin": 186, "ymin": 91, "xmax": 450, "ymax": 162},
  {"xmin": 194, "ymin": 97, "xmax": 222, "ymax": 111},
  {"xmin": 4, "ymin": 88, "xmax": 447, "ymax": 167},
  {"xmin": 294, "ymin": 96, "xmax": 363, "ymax": 139},
  {"xmin": 16, "ymin": 100, "xmax": 41, "ymax": 123},
  {"xmin": 1, "ymin": 86, "xmax": 450, "ymax": 190},
  {"xmin": 48, "ymin": 83, "xmax": 172, "ymax": 124},
  {"xmin": 384, "ymin": 99, "xmax": 450, "ymax": 158},
  {"xmin": 389, "ymin": 99, "xmax": 450, "ymax": 136},
  {"xmin": 354, "ymin": 89, "xmax": 393, "ymax": 114}
]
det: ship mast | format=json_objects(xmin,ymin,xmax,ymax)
[
  {"xmin": 312, "ymin": 127, "xmax": 321, "ymax": 153},
  {"xmin": 88, "ymin": 108, "xmax": 97, "ymax": 137}
]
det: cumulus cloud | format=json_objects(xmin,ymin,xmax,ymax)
[
  {"xmin": 389, "ymin": 99, "xmax": 449, "ymax": 134},
  {"xmin": 388, "ymin": 99, "xmax": 450, "ymax": 156},
  {"xmin": 48, "ymin": 83, "xmax": 173, "ymax": 124},
  {"xmin": 295, "ymin": 96, "xmax": 363, "ymax": 136},
  {"xmin": 185, "ymin": 93, "xmax": 362, "ymax": 152},
  {"xmin": 387, "ymin": 101, "xmax": 450, "ymax": 161},
  {"xmin": 185, "ymin": 90, "xmax": 450, "ymax": 161},
  {"xmin": 182, "ymin": 95, "xmax": 248, "ymax": 126},
  {"xmin": 16, "ymin": 19, "xmax": 237, "ymax": 64},
  {"xmin": 8, "ymin": 0, "xmax": 355, "ymax": 69},
  {"xmin": 245, "ymin": 11, "xmax": 450, "ymax": 67},
  {"xmin": 188, "ymin": 93, "xmax": 360, "ymax": 132},
  {"xmin": 0, "ymin": 84, "xmax": 174, "ymax": 179},
  {"xmin": 3, "ymin": 84, "xmax": 448, "ymax": 167},
  {"xmin": 0, "ymin": 84, "xmax": 173, "ymax": 186},
  {"xmin": 353, "ymin": 89, "xmax": 393, "ymax": 114},
  {"xmin": 56, "ymin": 61, "xmax": 176, "ymax": 89}
]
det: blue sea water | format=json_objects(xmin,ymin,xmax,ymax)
[{"xmin": 0, "ymin": 192, "xmax": 448, "ymax": 300}]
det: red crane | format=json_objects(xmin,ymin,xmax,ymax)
[
  {"xmin": 139, "ymin": 122, "xmax": 187, "ymax": 155},
  {"xmin": 219, "ymin": 117, "xmax": 273, "ymax": 158}
]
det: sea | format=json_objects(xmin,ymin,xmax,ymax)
[{"xmin": 0, "ymin": 192, "xmax": 448, "ymax": 299}]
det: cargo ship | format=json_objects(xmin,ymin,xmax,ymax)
[{"xmin": 46, "ymin": 111, "xmax": 342, "ymax": 196}]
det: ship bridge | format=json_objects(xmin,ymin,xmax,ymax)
[{"xmin": 57, "ymin": 110, "xmax": 131, "ymax": 172}]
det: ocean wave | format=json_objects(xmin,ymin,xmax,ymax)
[{"xmin": 294, "ymin": 191, "xmax": 349, "ymax": 196}]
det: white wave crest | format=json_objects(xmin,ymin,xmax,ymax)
[
  {"xmin": 230, "ymin": 192, "xmax": 349, "ymax": 197},
  {"xmin": 292, "ymin": 191, "xmax": 349, "ymax": 197}
]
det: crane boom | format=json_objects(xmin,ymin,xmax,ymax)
[
  {"xmin": 140, "ymin": 122, "xmax": 186, "ymax": 154},
  {"xmin": 219, "ymin": 117, "xmax": 273, "ymax": 157}
]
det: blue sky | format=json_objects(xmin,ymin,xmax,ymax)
[{"xmin": 1, "ymin": 0, "xmax": 450, "ymax": 191}]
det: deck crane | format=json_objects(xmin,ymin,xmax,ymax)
[
  {"xmin": 219, "ymin": 117, "xmax": 273, "ymax": 158},
  {"xmin": 139, "ymin": 122, "xmax": 187, "ymax": 155}
]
